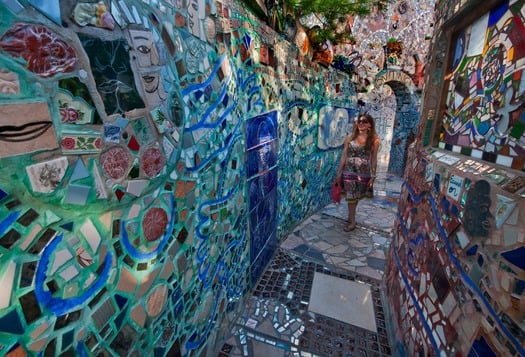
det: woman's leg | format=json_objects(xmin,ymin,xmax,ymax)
[{"xmin": 344, "ymin": 201, "xmax": 357, "ymax": 231}]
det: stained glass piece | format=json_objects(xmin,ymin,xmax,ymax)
[
  {"xmin": 27, "ymin": 0, "xmax": 62, "ymax": 24},
  {"xmin": 60, "ymin": 222, "xmax": 74, "ymax": 232},
  {"xmin": 16, "ymin": 209, "xmax": 38, "ymax": 227},
  {"xmin": 115, "ymin": 294, "xmax": 128, "ymax": 309},
  {"xmin": 488, "ymin": 1, "xmax": 508, "ymax": 26},
  {"xmin": 70, "ymin": 159, "xmax": 90, "ymax": 182},
  {"xmin": 64, "ymin": 184, "xmax": 91, "ymax": 205},
  {"xmin": 115, "ymin": 116, "xmax": 129, "ymax": 128},
  {"xmin": 513, "ymin": 280, "xmax": 525, "ymax": 295},
  {"xmin": 1, "ymin": 228, "xmax": 20, "ymax": 249},
  {"xmin": 502, "ymin": 247, "xmax": 525, "ymax": 270},
  {"xmin": 0, "ymin": 211, "xmax": 19, "ymax": 238},
  {"xmin": 29, "ymin": 228, "xmax": 56, "ymax": 254},
  {"xmin": 466, "ymin": 244, "xmax": 478, "ymax": 256},
  {"xmin": 0, "ymin": 261, "xmax": 16, "ymax": 309},
  {"xmin": 20, "ymin": 262, "xmax": 36, "ymax": 288},
  {"xmin": 176, "ymin": 227, "xmax": 188, "ymax": 244},
  {"xmin": 509, "ymin": 119, "xmax": 524, "ymax": 139},
  {"xmin": 0, "ymin": 187, "xmax": 7, "ymax": 201},
  {"xmin": 2, "ymin": 0, "xmax": 24, "ymax": 13},
  {"xmin": 128, "ymin": 136, "xmax": 140, "ymax": 151},
  {"xmin": 62, "ymin": 329, "xmax": 74, "ymax": 349},
  {"xmin": 0, "ymin": 309, "xmax": 24, "ymax": 334},
  {"xmin": 126, "ymin": 180, "xmax": 148, "ymax": 196},
  {"xmin": 115, "ymin": 188, "xmax": 125, "ymax": 201},
  {"xmin": 469, "ymin": 335, "xmax": 497, "ymax": 357},
  {"xmin": 114, "ymin": 308, "xmax": 127, "ymax": 329},
  {"xmin": 431, "ymin": 265, "xmax": 450, "ymax": 304},
  {"xmin": 477, "ymin": 254, "xmax": 484, "ymax": 267},
  {"xmin": 19, "ymin": 291, "xmax": 42, "ymax": 323}
]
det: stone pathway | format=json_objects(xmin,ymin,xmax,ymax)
[{"xmin": 218, "ymin": 173, "xmax": 403, "ymax": 356}]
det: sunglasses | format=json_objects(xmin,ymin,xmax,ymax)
[{"xmin": 357, "ymin": 119, "xmax": 369, "ymax": 124}]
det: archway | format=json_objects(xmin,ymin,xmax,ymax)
[{"xmin": 374, "ymin": 70, "xmax": 420, "ymax": 176}]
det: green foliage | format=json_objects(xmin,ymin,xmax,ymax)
[
  {"xmin": 279, "ymin": 0, "xmax": 393, "ymax": 46},
  {"xmin": 285, "ymin": 0, "xmax": 372, "ymax": 19}
]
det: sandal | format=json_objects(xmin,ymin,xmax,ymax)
[{"xmin": 343, "ymin": 222, "xmax": 356, "ymax": 232}]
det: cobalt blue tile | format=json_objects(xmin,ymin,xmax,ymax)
[
  {"xmin": 502, "ymin": 246, "xmax": 525, "ymax": 270},
  {"xmin": 466, "ymin": 244, "xmax": 478, "ymax": 256},
  {"xmin": 0, "ymin": 187, "xmax": 7, "ymax": 201},
  {"xmin": 468, "ymin": 335, "xmax": 496, "ymax": 357}
]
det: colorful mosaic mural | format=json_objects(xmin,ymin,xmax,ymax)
[
  {"xmin": 387, "ymin": 0, "xmax": 525, "ymax": 355},
  {"xmin": 0, "ymin": 0, "xmax": 357, "ymax": 355},
  {"xmin": 439, "ymin": 0, "xmax": 525, "ymax": 171}
]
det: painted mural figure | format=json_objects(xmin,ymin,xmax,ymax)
[{"xmin": 335, "ymin": 113, "xmax": 380, "ymax": 231}]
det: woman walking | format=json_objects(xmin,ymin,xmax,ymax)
[{"xmin": 335, "ymin": 113, "xmax": 380, "ymax": 231}]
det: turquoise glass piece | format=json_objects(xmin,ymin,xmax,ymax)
[{"xmin": 28, "ymin": 0, "xmax": 61, "ymax": 24}]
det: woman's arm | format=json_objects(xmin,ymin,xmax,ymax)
[
  {"xmin": 336, "ymin": 135, "xmax": 349, "ymax": 179},
  {"xmin": 369, "ymin": 137, "xmax": 380, "ymax": 180}
]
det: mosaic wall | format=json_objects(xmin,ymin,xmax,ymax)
[
  {"xmin": 0, "ymin": 0, "xmax": 355, "ymax": 355},
  {"xmin": 386, "ymin": 0, "xmax": 525, "ymax": 355}
]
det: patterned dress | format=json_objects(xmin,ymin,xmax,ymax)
[{"xmin": 342, "ymin": 141, "xmax": 374, "ymax": 202}]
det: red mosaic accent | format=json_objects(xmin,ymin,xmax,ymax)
[
  {"xmin": 100, "ymin": 146, "xmax": 130, "ymax": 180},
  {"xmin": 128, "ymin": 136, "xmax": 140, "ymax": 151},
  {"xmin": 0, "ymin": 23, "xmax": 77, "ymax": 77},
  {"xmin": 115, "ymin": 188, "xmax": 125, "ymax": 201},
  {"xmin": 142, "ymin": 207, "xmax": 168, "ymax": 241},
  {"xmin": 141, "ymin": 147, "xmax": 165, "ymax": 177},
  {"xmin": 60, "ymin": 107, "xmax": 80, "ymax": 123},
  {"xmin": 61, "ymin": 137, "xmax": 76, "ymax": 150}
]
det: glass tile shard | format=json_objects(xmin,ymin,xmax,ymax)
[
  {"xmin": 27, "ymin": 0, "xmax": 62, "ymax": 24},
  {"xmin": 0, "ymin": 261, "xmax": 16, "ymax": 309},
  {"xmin": 64, "ymin": 184, "xmax": 91, "ymax": 205},
  {"xmin": 70, "ymin": 159, "xmax": 90, "ymax": 182},
  {"xmin": 0, "ymin": 309, "xmax": 24, "ymax": 334},
  {"xmin": 19, "ymin": 290, "xmax": 42, "ymax": 323}
]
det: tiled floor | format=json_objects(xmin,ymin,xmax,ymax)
[{"xmin": 219, "ymin": 173, "xmax": 403, "ymax": 356}]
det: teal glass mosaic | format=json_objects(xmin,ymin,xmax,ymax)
[{"xmin": 0, "ymin": 0, "xmax": 357, "ymax": 355}]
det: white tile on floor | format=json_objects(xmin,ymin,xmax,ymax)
[
  {"xmin": 356, "ymin": 266, "xmax": 384, "ymax": 280},
  {"xmin": 308, "ymin": 272, "xmax": 377, "ymax": 332}
]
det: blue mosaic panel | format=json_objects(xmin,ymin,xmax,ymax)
[{"xmin": 246, "ymin": 111, "xmax": 278, "ymax": 285}]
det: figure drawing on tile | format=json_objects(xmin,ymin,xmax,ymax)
[{"xmin": 335, "ymin": 113, "xmax": 379, "ymax": 232}]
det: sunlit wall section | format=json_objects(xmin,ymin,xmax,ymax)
[{"xmin": 386, "ymin": 0, "xmax": 525, "ymax": 355}]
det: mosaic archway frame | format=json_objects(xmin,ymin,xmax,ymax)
[{"xmin": 373, "ymin": 70, "xmax": 420, "ymax": 175}]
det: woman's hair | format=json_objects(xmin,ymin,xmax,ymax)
[{"xmin": 350, "ymin": 113, "xmax": 378, "ymax": 148}]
